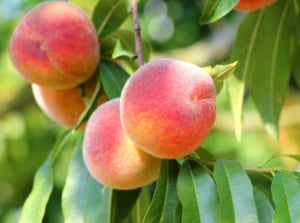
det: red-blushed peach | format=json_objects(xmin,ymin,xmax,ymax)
[
  {"xmin": 120, "ymin": 58, "xmax": 216, "ymax": 159},
  {"xmin": 10, "ymin": 1, "xmax": 100, "ymax": 89},
  {"xmin": 32, "ymin": 74, "xmax": 107, "ymax": 129},
  {"xmin": 83, "ymin": 99, "xmax": 161, "ymax": 190},
  {"xmin": 235, "ymin": 0, "xmax": 275, "ymax": 11}
]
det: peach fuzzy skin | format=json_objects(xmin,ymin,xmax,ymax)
[
  {"xmin": 235, "ymin": 0, "xmax": 275, "ymax": 11},
  {"xmin": 32, "ymin": 74, "xmax": 107, "ymax": 129},
  {"xmin": 83, "ymin": 99, "xmax": 161, "ymax": 190},
  {"xmin": 120, "ymin": 58, "xmax": 216, "ymax": 159},
  {"xmin": 9, "ymin": 1, "xmax": 100, "ymax": 89}
]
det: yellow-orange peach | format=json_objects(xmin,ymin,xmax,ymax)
[
  {"xmin": 235, "ymin": 0, "xmax": 275, "ymax": 11},
  {"xmin": 10, "ymin": 1, "xmax": 100, "ymax": 89},
  {"xmin": 32, "ymin": 74, "xmax": 107, "ymax": 129},
  {"xmin": 120, "ymin": 58, "xmax": 216, "ymax": 159},
  {"xmin": 83, "ymin": 99, "xmax": 161, "ymax": 190}
]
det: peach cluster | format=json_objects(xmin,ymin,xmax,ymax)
[
  {"xmin": 9, "ymin": 1, "xmax": 102, "ymax": 128},
  {"xmin": 83, "ymin": 58, "xmax": 216, "ymax": 189}
]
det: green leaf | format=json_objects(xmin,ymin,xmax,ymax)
[
  {"xmin": 253, "ymin": 187, "xmax": 274, "ymax": 223},
  {"xmin": 213, "ymin": 160, "xmax": 259, "ymax": 223},
  {"xmin": 177, "ymin": 160, "xmax": 218, "ymax": 223},
  {"xmin": 200, "ymin": 0, "xmax": 239, "ymax": 24},
  {"xmin": 111, "ymin": 189, "xmax": 141, "ymax": 223},
  {"xmin": 143, "ymin": 160, "xmax": 180, "ymax": 223},
  {"xmin": 227, "ymin": 10, "xmax": 265, "ymax": 140},
  {"xmin": 62, "ymin": 134, "xmax": 112, "ymax": 223},
  {"xmin": 18, "ymin": 129, "xmax": 74, "ymax": 223},
  {"xmin": 250, "ymin": 1, "xmax": 295, "ymax": 140},
  {"xmin": 74, "ymin": 72, "xmax": 103, "ymax": 130},
  {"xmin": 203, "ymin": 61, "xmax": 238, "ymax": 94},
  {"xmin": 92, "ymin": 0, "xmax": 129, "ymax": 37},
  {"xmin": 291, "ymin": 45, "xmax": 300, "ymax": 89},
  {"xmin": 99, "ymin": 60, "xmax": 130, "ymax": 99},
  {"xmin": 228, "ymin": 0, "xmax": 296, "ymax": 140},
  {"xmin": 272, "ymin": 171, "xmax": 300, "ymax": 223},
  {"xmin": 18, "ymin": 154, "xmax": 53, "ymax": 223},
  {"xmin": 101, "ymin": 30, "xmax": 151, "ymax": 62},
  {"xmin": 129, "ymin": 187, "xmax": 151, "ymax": 223},
  {"xmin": 194, "ymin": 147, "xmax": 216, "ymax": 163}
]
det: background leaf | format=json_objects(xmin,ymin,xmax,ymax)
[
  {"xmin": 177, "ymin": 160, "xmax": 218, "ymax": 223},
  {"xmin": 92, "ymin": 0, "xmax": 129, "ymax": 37},
  {"xmin": 143, "ymin": 160, "xmax": 180, "ymax": 223},
  {"xmin": 228, "ymin": 0, "xmax": 296, "ymax": 140},
  {"xmin": 62, "ymin": 135, "xmax": 112, "ymax": 223},
  {"xmin": 99, "ymin": 60, "xmax": 130, "ymax": 99},
  {"xmin": 213, "ymin": 160, "xmax": 259, "ymax": 223},
  {"xmin": 200, "ymin": 0, "xmax": 239, "ymax": 24},
  {"xmin": 272, "ymin": 171, "xmax": 300, "ymax": 223}
]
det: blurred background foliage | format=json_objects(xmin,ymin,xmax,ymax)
[{"xmin": 1, "ymin": 0, "xmax": 300, "ymax": 222}]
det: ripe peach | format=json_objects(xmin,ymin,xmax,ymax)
[
  {"xmin": 10, "ymin": 1, "xmax": 100, "ymax": 89},
  {"xmin": 120, "ymin": 58, "xmax": 216, "ymax": 159},
  {"xmin": 83, "ymin": 99, "xmax": 161, "ymax": 190},
  {"xmin": 235, "ymin": 0, "xmax": 275, "ymax": 11},
  {"xmin": 32, "ymin": 74, "xmax": 107, "ymax": 129}
]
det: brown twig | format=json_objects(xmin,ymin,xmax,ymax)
[{"xmin": 131, "ymin": 0, "xmax": 144, "ymax": 67}]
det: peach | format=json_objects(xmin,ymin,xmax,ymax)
[
  {"xmin": 83, "ymin": 99, "xmax": 161, "ymax": 190},
  {"xmin": 235, "ymin": 0, "xmax": 275, "ymax": 11},
  {"xmin": 120, "ymin": 58, "xmax": 216, "ymax": 159},
  {"xmin": 32, "ymin": 74, "xmax": 107, "ymax": 129},
  {"xmin": 10, "ymin": 1, "xmax": 100, "ymax": 89}
]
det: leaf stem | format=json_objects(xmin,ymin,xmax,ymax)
[{"xmin": 131, "ymin": 0, "xmax": 144, "ymax": 66}]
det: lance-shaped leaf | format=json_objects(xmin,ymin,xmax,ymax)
[
  {"xmin": 272, "ymin": 171, "xmax": 300, "ymax": 223},
  {"xmin": 214, "ymin": 160, "xmax": 259, "ymax": 223},
  {"xmin": 250, "ymin": 0, "xmax": 295, "ymax": 140},
  {"xmin": 253, "ymin": 187, "xmax": 274, "ymax": 223},
  {"xmin": 92, "ymin": 0, "xmax": 129, "ymax": 37},
  {"xmin": 177, "ymin": 160, "xmax": 219, "ymax": 223},
  {"xmin": 128, "ymin": 187, "xmax": 151, "ymax": 223},
  {"xmin": 229, "ymin": 0, "xmax": 296, "ymax": 140},
  {"xmin": 19, "ymin": 130, "xmax": 73, "ymax": 223},
  {"xmin": 143, "ymin": 160, "xmax": 180, "ymax": 223},
  {"xmin": 200, "ymin": 0, "xmax": 239, "ymax": 24},
  {"xmin": 100, "ymin": 60, "xmax": 130, "ymax": 99},
  {"xmin": 111, "ymin": 189, "xmax": 141, "ymax": 223},
  {"xmin": 18, "ymin": 153, "xmax": 53, "ymax": 223},
  {"xmin": 62, "ymin": 135, "xmax": 112, "ymax": 223},
  {"xmin": 228, "ymin": 10, "xmax": 265, "ymax": 140}
]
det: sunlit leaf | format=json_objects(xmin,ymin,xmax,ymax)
[
  {"xmin": 18, "ymin": 154, "xmax": 53, "ymax": 223},
  {"xmin": 214, "ymin": 160, "xmax": 259, "ymax": 223},
  {"xmin": 62, "ymin": 135, "xmax": 112, "ymax": 223},
  {"xmin": 272, "ymin": 171, "xmax": 300, "ymax": 223},
  {"xmin": 99, "ymin": 60, "xmax": 130, "ymax": 99},
  {"xmin": 18, "ymin": 129, "xmax": 74, "ymax": 223},
  {"xmin": 143, "ymin": 160, "xmax": 180, "ymax": 223},
  {"xmin": 200, "ymin": 0, "xmax": 239, "ymax": 24},
  {"xmin": 177, "ymin": 160, "xmax": 218, "ymax": 222},
  {"xmin": 228, "ymin": 0, "xmax": 296, "ymax": 140},
  {"xmin": 92, "ymin": 0, "xmax": 129, "ymax": 37}
]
